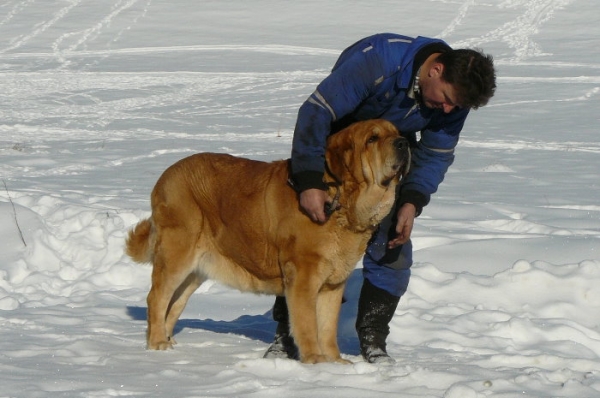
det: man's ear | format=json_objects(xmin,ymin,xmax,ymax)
[{"xmin": 429, "ymin": 62, "xmax": 444, "ymax": 78}]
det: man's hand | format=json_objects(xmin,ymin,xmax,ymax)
[
  {"xmin": 388, "ymin": 203, "xmax": 417, "ymax": 249},
  {"xmin": 299, "ymin": 188, "xmax": 331, "ymax": 224}
]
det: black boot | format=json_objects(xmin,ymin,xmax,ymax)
[
  {"xmin": 263, "ymin": 296, "xmax": 299, "ymax": 360},
  {"xmin": 356, "ymin": 279, "xmax": 400, "ymax": 364}
]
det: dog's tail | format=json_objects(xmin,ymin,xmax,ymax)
[{"xmin": 125, "ymin": 219, "xmax": 153, "ymax": 264}]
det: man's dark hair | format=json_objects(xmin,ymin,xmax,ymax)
[{"xmin": 436, "ymin": 49, "xmax": 496, "ymax": 109}]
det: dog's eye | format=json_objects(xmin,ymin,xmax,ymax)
[{"xmin": 367, "ymin": 135, "xmax": 379, "ymax": 144}]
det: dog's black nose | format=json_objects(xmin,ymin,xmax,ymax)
[{"xmin": 394, "ymin": 137, "xmax": 409, "ymax": 151}]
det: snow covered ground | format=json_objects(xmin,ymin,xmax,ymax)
[{"xmin": 1, "ymin": 0, "xmax": 599, "ymax": 396}]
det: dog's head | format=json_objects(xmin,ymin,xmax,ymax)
[{"xmin": 325, "ymin": 119, "xmax": 410, "ymax": 189}]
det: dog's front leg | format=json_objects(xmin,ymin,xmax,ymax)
[
  {"xmin": 284, "ymin": 264, "xmax": 326, "ymax": 363},
  {"xmin": 317, "ymin": 283, "xmax": 351, "ymax": 364}
]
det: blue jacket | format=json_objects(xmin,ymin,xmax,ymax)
[{"xmin": 290, "ymin": 33, "xmax": 469, "ymax": 213}]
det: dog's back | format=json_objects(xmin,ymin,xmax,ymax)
[{"xmin": 126, "ymin": 153, "xmax": 295, "ymax": 294}]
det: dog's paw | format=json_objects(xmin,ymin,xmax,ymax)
[
  {"xmin": 147, "ymin": 340, "xmax": 174, "ymax": 350},
  {"xmin": 300, "ymin": 354, "xmax": 326, "ymax": 364},
  {"xmin": 300, "ymin": 353, "xmax": 337, "ymax": 364},
  {"xmin": 334, "ymin": 357, "xmax": 352, "ymax": 365}
]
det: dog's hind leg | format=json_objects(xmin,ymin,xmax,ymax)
[
  {"xmin": 164, "ymin": 272, "xmax": 205, "ymax": 344},
  {"xmin": 146, "ymin": 224, "xmax": 197, "ymax": 350}
]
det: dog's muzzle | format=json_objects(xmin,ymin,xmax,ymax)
[{"xmin": 394, "ymin": 137, "xmax": 411, "ymax": 178}]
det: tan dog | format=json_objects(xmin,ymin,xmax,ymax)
[{"xmin": 125, "ymin": 119, "xmax": 410, "ymax": 364}]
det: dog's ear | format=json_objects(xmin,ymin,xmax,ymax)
[{"xmin": 325, "ymin": 128, "xmax": 353, "ymax": 182}]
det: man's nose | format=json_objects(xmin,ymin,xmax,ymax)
[{"xmin": 442, "ymin": 103, "xmax": 454, "ymax": 113}]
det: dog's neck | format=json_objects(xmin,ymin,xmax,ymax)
[{"xmin": 326, "ymin": 176, "xmax": 399, "ymax": 234}]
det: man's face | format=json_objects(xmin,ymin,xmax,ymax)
[{"xmin": 420, "ymin": 63, "xmax": 461, "ymax": 113}]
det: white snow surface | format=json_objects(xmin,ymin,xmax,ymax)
[{"xmin": 1, "ymin": 0, "xmax": 599, "ymax": 397}]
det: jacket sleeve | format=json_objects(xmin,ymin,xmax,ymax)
[
  {"xmin": 398, "ymin": 108, "xmax": 469, "ymax": 215},
  {"xmin": 290, "ymin": 41, "xmax": 387, "ymax": 192}
]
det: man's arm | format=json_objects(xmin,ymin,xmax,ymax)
[
  {"xmin": 399, "ymin": 108, "xmax": 468, "ymax": 211},
  {"xmin": 389, "ymin": 108, "xmax": 469, "ymax": 244},
  {"xmin": 290, "ymin": 38, "xmax": 388, "ymax": 222}
]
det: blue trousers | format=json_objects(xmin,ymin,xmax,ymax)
[{"xmin": 362, "ymin": 204, "xmax": 413, "ymax": 298}]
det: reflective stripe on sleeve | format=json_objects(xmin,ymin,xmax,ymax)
[{"xmin": 309, "ymin": 90, "xmax": 337, "ymax": 121}]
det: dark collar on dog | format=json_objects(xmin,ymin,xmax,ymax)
[{"xmin": 323, "ymin": 161, "xmax": 342, "ymax": 216}]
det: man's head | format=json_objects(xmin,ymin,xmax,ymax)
[
  {"xmin": 436, "ymin": 48, "xmax": 496, "ymax": 110},
  {"xmin": 419, "ymin": 48, "xmax": 496, "ymax": 112}
]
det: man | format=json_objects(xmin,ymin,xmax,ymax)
[{"xmin": 264, "ymin": 33, "xmax": 496, "ymax": 363}]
